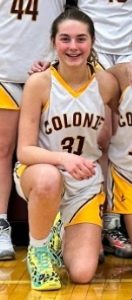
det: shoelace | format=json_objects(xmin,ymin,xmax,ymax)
[
  {"xmin": 0, "ymin": 226, "xmax": 6, "ymax": 233},
  {"xmin": 0, "ymin": 227, "xmax": 10, "ymax": 242},
  {"xmin": 35, "ymin": 247, "xmax": 52, "ymax": 271}
]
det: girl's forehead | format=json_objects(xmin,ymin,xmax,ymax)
[{"xmin": 57, "ymin": 19, "xmax": 88, "ymax": 33}]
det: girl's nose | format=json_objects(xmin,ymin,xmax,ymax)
[{"xmin": 69, "ymin": 38, "xmax": 78, "ymax": 49}]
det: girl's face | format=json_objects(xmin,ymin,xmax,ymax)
[{"xmin": 53, "ymin": 20, "xmax": 93, "ymax": 68}]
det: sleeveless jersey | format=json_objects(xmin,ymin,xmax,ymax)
[
  {"xmin": 78, "ymin": 0, "xmax": 132, "ymax": 55},
  {"xmin": 0, "ymin": 0, "xmax": 65, "ymax": 83},
  {"xmin": 108, "ymin": 86, "xmax": 132, "ymax": 175},
  {"xmin": 39, "ymin": 66, "xmax": 105, "ymax": 163}
]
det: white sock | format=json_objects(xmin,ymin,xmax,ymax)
[
  {"xmin": 0, "ymin": 214, "xmax": 7, "ymax": 220},
  {"xmin": 29, "ymin": 233, "xmax": 50, "ymax": 247}
]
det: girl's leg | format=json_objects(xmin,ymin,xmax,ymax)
[
  {"xmin": 21, "ymin": 164, "xmax": 63, "ymax": 239},
  {"xmin": 21, "ymin": 164, "xmax": 63, "ymax": 290},
  {"xmin": 0, "ymin": 109, "xmax": 19, "ymax": 259},
  {"xmin": 63, "ymin": 223, "xmax": 101, "ymax": 283},
  {"xmin": 0, "ymin": 110, "xmax": 19, "ymax": 213}
]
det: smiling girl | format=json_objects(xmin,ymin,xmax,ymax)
[{"xmin": 14, "ymin": 8, "xmax": 121, "ymax": 291}]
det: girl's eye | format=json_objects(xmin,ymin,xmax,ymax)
[
  {"xmin": 60, "ymin": 37, "xmax": 70, "ymax": 42},
  {"xmin": 59, "ymin": 36, "xmax": 88, "ymax": 43},
  {"xmin": 77, "ymin": 37, "xmax": 87, "ymax": 42}
]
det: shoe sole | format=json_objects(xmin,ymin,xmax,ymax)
[
  {"xmin": 31, "ymin": 282, "xmax": 61, "ymax": 291},
  {"xmin": 0, "ymin": 253, "xmax": 15, "ymax": 261},
  {"xmin": 104, "ymin": 245, "xmax": 132, "ymax": 258}
]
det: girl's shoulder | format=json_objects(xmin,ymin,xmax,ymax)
[
  {"xmin": 24, "ymin": 68, "xmax": 52, "ymax": 105},
  {"xmin": 26, "ymin": 68, "xmax": 51, "ymax": 89}
]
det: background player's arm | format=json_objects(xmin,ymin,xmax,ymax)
[
  {"xmin": 28, "ymin": 61, "xmax": 51, "ymax": 75},
  {"xmin": 97, "ymin": 70, "xmax": 121, "ymax": 112},
  {"xmin": 107, "ymin": 62, "xmax": 132, "ymax": 91}
]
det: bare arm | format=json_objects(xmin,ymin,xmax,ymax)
[
  {"xmin": 17, "ymin": 71, "xmax": 59, "ymax": 165},
  {"xmin": 17, "ymin": 71, "xmax": 71, "ymax": 167},
  {"xmin": 107, "ymin": 62, "xmax": 132, "ymax": 91},
  {"xmin": 96, "ymin": 70, "xmax": 121, "ymax": 111}
]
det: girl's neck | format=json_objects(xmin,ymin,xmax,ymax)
[{"xmin": 57, "ymin": 63, "xmax": 91, "ymax": 90}]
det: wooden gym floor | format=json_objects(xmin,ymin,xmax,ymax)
[{"xmin": 0, "ymin": 247, "xmax": 132, "ymax": 300}]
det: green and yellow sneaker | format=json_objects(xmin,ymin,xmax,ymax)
[
  {"xmin": 27, "ymin": 245, "xmax": 61, "ymax": 291},
  {"xmin": 49, "ymin": 212, "xmax": 64, "ymax": 267}
]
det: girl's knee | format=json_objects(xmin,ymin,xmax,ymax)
[
  {"xmin": 68, "ymin": 260, "xmax": 98, "ymax": 284},
  {"xmin": 30, "ymin": 166, "xmax": 62, "ymax": 198}
]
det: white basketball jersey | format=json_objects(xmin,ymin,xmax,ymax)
[
  {"xmin": 108, "ymin": 86, "xmax": 132, "ymax": 173},
  {"xmin": 78, "ymin": 0, "xmax": 132, "ymax": 55},
  {"xmin": 39, "ymin": 66, "xmax": 105, "ymax": 162},
  {"xmin": 0, "ymin": 0, "xmax": 65, "ymax": 82}
]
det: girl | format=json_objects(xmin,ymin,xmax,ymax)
[{"xmin": 14, "ymin": 8, "xmax": 120, "ymax": 290}]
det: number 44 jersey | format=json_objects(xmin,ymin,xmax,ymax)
[{"xmin": 0, "ymin": 0, "xmax": 65, "ymax": 83}]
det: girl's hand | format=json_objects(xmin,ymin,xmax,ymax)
[
  {"xmin": 61, "ymin": 152, "xmax": 96, "ymax": 180},
  {"xmin": 28, "ymin": 60, "xmax": 50, "ymax": 75}
]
